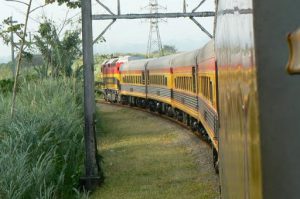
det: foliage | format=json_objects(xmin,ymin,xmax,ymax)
[
  {"xmin": 0, "ymin": 18, "xmax": 33, "ymax": 62},
  {"xmin": 46, "ymin": 0, "xmax": 81, "ymax": 9},
  {"xmin": 151, "ymin": 45, "xmax": 178, "ymax": 57},
  {"xmin": 0, "ymin": 64, "xmax": 13, "ymax": 80},
  {"xmin": 0, "ymin": 79, "xmax": 14, "ymax": 95},
  {"xmin": 162, "ymin": 45, "xmax": 177, "ymax": 54},
  {"xmin": 34, "ymin": 20, "xmax": 81, "ymax": 78},
  {"xmin": 0, "ymin": 79, "xmax": 92, "ymax": 198}
]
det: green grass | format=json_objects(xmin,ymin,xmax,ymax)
[
  {"xmin": 0, "ymin": 79, "xmax": 87, "ymax": 199},
  {"xmin": 92, "ymin": 104, "xmax": 219, "ymax": 199}
]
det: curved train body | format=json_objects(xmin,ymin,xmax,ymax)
[
  {"xmin": 101, "ymin": 0, "xmax": 300, "ymax": 198},
  {"xmin": 102, "ymin": 41, "xmax": 219, "ymax": 164}
]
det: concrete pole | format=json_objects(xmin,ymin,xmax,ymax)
[{"xmin": 81, "ymin": 0, "xmax": 101, "ymax": 190}]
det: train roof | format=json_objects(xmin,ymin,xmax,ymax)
[
  {"xmin": 196, "ymin": 40, "xmax": 215, "ymax": 63},
  {"xmin": 120, "ymin": 59, "xmax": 150, "ymax": 71},
  {"xmin": 172, "ymin": 49, "xmax": 200, "ymax": 67},
  {"xmin": 147, "ymin": 54, "xmax": 176, "ymax": 69}
]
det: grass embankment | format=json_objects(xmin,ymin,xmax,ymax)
[
  {"xmin": 93, "ymin": 104, "xmax": 219, "ymax": 199},
  {"xmin": 0, "ymin": 79, "xmax": 89, "ymax": 199}
]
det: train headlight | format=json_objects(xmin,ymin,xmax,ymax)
[{"xmin": 287, "ymin": 28, "xmax": 300, "ymax": 74}]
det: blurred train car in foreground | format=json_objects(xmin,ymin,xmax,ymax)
[{"xmin": 215, "ymin": 0, "xmax": 300, "ymax": 198}]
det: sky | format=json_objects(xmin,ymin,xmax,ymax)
[{"xmin": 0, "ymin": 0, "xmax": 215, "ymax": 63}]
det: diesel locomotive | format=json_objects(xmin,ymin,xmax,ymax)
[{"xmin": 101, "ymin": 0, "xmax": 300, "ymax": 198}]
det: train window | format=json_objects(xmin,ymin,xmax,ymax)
[
  {"xmin": 210, "ymin": 80, "xmax": 213, "ymax": 103},
  {"xmin": 142, "ymin": 72, "xmax": 145, "ymax": 84},
  {"xmin": 186, "ymin": 77, "xmax": 188, "ymax": 91},
  {"xmin": 164, "ymin": 77, "xmax": 167, "ymax": 86},
  {"xmin": 181, "ymin": 77, "xmax": 183, "ymax": 90},
  {"xmin": 186, "ymin": 77, "xmax": 189, "ymax": 91}
]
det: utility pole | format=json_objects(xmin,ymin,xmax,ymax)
[
  {"xmin": 146, "ymin": 0, "xmax": 164, "ymax": 57},
  {"xmin": 81, "ymin": 0, "xmax": 101, "ymax": 190}
]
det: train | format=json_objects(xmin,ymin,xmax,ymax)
[
  {"xmin": 101, "ymin": 0, "xmax": 300, "ymax": 198},
  {"xmin": 102, "ymin": 40, "xmax": 219, "ymax": 170}
]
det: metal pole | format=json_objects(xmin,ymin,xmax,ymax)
[
  {"xmin": 10, "ymin": 16, "xmax": 15, "ymax": 78},
  {"xmin": 117, "ymin": 0, "xmax": 120, "ymax": 15},
  {"xmin": 81, "ymin": 0, "xmax": 101, "ymax": 190}
]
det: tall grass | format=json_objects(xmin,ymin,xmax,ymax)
[{"xmin": 0, "ymin": 79, "xmax": 87, "ymax": 198}]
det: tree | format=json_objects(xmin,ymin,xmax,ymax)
[
  {"xmin": 162, "ymin": 45, "xmax": 177, "ymax": 54},
  {"xmin": 34, "ymin": 19, "xmax": 81, "ymax": 78},
  {"xmin": 0, "ymin": 0, "xmax": 81, "ymax": 118},
  {"xmin": 152, "ymin": 44, "xmax": 178, "ymax": 57}
]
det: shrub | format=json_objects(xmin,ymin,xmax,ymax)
[
  {"xmin": 0, "ymin": 79, "xmax": 14, "ymax": 95},
  {"xmin": 0, "ymin": 79, "xmax": 90, "ymax": 198}
]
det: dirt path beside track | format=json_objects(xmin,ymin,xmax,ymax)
[{"xmin": 92, "ymin": 103, "xmax": 220, "ymax": 199}]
